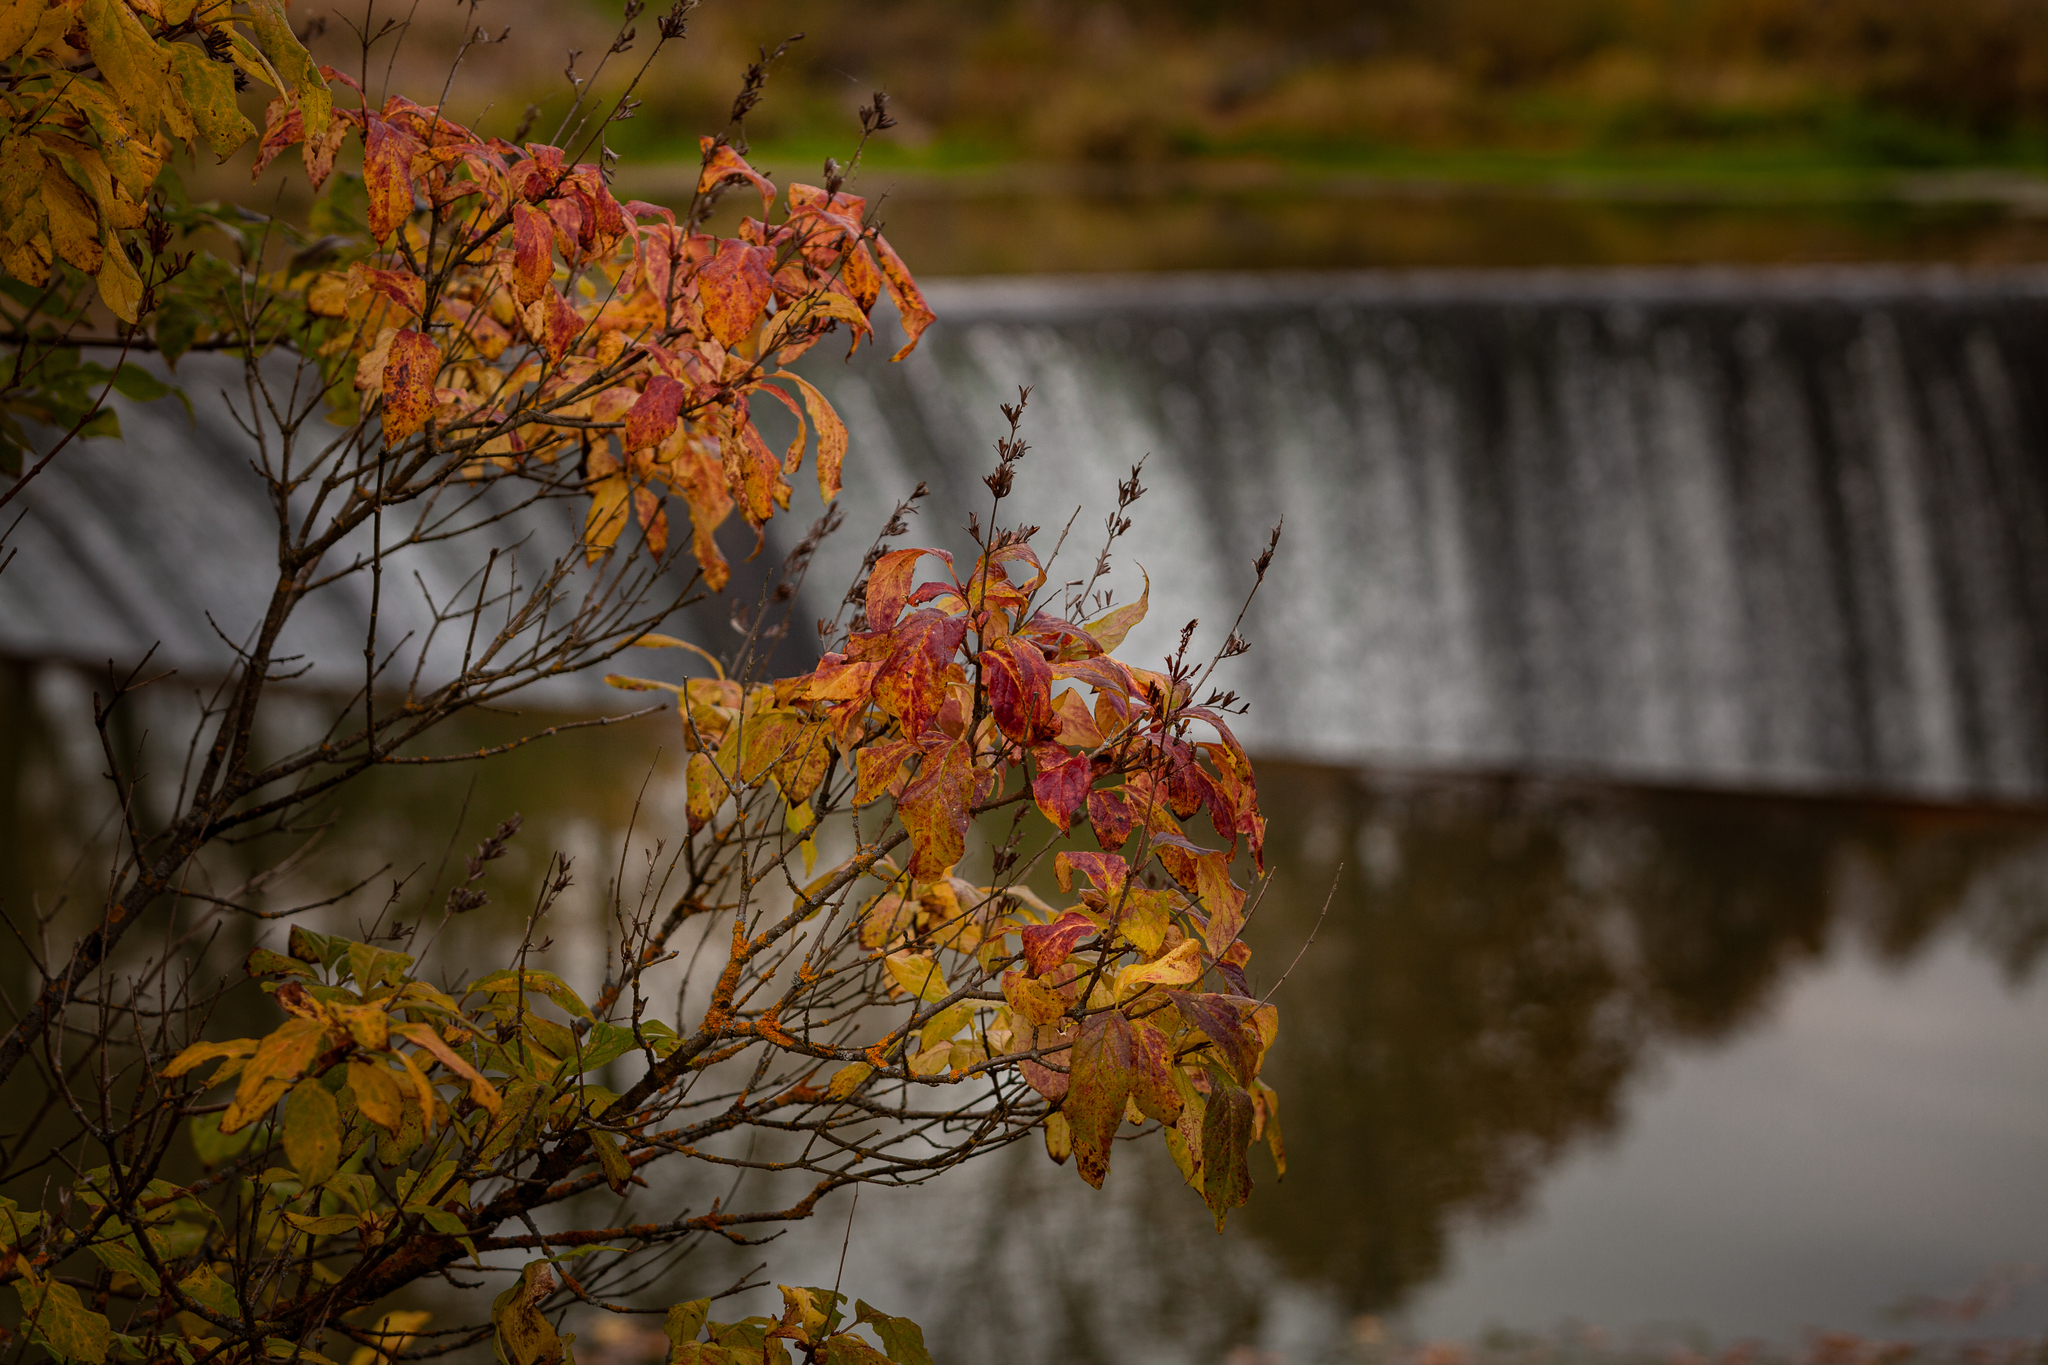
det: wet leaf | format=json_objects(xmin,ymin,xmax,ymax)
[
  {"xmin": 871, "ymin": 233, "xmax": 934, "ymax": 361},
  {"xmin": 883, "ymin": 952, "xmax": 949, "ymax": 1005},
  {"xmin": 1112, "ymin": 937, "xmax": 1203, "ymax": 1000},
  {"xmin": 1042, "ymin": 1110, "xmax": 1071, "ymax": 1164},
  {"xmin": 697, "ymin": 138, "xmax": 776, "ymax": 212},
  {"xmin": 590, "ymin": 1130, "xmax": 632, "ymax": 1194},
  {"xmin": 665, "ymin": 1300, "xmax": 712, "ymax": 1354},
  {"xmin": 981, "ymin": 637, "xmax": 1056, "ymax": 744},
  {"xmin": 826, "ymin": 1062, "xmax": 872, "ymax": 1099},
  {"xmin": 363, "ymin": 117, "xmax": 420, "ymax": 243},
  {"xmin": 511, "ymin": 202, "xmax": 552, "ymax": 303},
  {"xmin": 863, "ymin": 548, "xmax": 927, "ymax": 633},
  {"xmin": 895, "ymin": 738, "xmax": 973, "ymax": 881},
  {"xmin": 774, "ymin": 370, "xmax": 847, "ymax": 502},
  {"xmin": 1084, "ymin": 568, "xmax": 1150, "ymax": 652},
  {"xmin": 347, "ymin": 1059, "xmax": 406, "ymax": 1134}
]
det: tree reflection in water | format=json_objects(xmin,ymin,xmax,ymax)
[
  {"xmin": 862, "ymin": 764, "xmax": 2048, "ymax": 1365},
  {"xmin": 5, "ymin": 660, "xmax": 2044, "ymax": 1362}
]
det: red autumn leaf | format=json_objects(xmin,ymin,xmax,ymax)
[
  {"xmin": 508, "ymin": 143, "xmax": 567, "ymax": 202},
  {"xmin": 696, "ymin": 241, "xmax": 775, "ymax": 347},
  {"xmin": 359, "ymin": 266, "xmax": 424, "ymax": 319},
  {"xmin": 252, "ymin": 96, "xmax": 302, "ymax": 180},
  {"xmin": 1195, "ymin": 851, "xmax": 1248, "ymax": 958},
  {"xmin": 1020, "ymin": 911, "xmax": 1096, "ymax": 978},
  {"xmin": 696, "ymin": 136, "xmax": 777, "ymax": 213},
  {"xmin": 1054, "ymin": 851, "xmax": 1128, "ymax": 898},
  {"xmin": 865, "ymin": 548, "xmax": 929, "ymax": 633},
  {"xmin": 804, "ymin": 654, "xmax": 880, "ymax": 706},
  {"xmin": 872, "ymin": 232, "xmax": 935, "ymax": 362},
  {"xmin": 727, "ymin": 412, "xmax": 785, "ymax": 528},
  {"xmin": 1064, "ymin": 1010, "xmax": 1133, "ymax": 1189},
  {"xmin": 542, "ymin": 289, "xmax": 584, "ymax": 361},
  {"xmin": 872, "ymin": 611, "xmax": 968, "ymax": 737},
  {"xmin": 511, "ymin": 203, "xmax": 552, "ymax": 304},
  {"xmin": 981, "ymin": 636, "xmax": 1057, "ymax": 745},
  {"xmin": 622, "ymin": 376, "xmax": 686, "ymax": 452},
  {"xmin": 381, "ymin": 329, "xmax": 440, "ymax": 447},
  {"xmin": 1200, "ymin": 1079, "xmax": 1255, "ymax": 1229},
  {"xmin": 854, "ymin": 736, "xmax": 921, "ymax": 806},
  {"xmin": 364, "ymin": 116, "xmax": 422, "ymax": 243},
  {"xmin": 896, "ymin": 738, "xmax": 974, "ymax": 881},
  {"xmin": 1030, "ymin": 746, "xmax": 1091, "ymax": 833},
  {"xmin": 1129, "ymin": 1023, "xmax": 1182, "ymax": 1124},
  {"xmin": 1165, "ymin": 990, "xmax": 1263, "ymax": 1088},
  {"xmin": 1088, "ymin": 787, "xmax": 1138, "ymax": 851}
]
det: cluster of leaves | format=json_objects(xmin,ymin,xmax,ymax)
[
  {"xmin": 0, "ymin": 0, "xmax": 322, "ymax": 318},
  {"xmin": 607, "ymin": 516, "xmax": 1285, "ymax": 1214},
  {"xmin": 0, "ymin": 5, "xmax": 1292, "ymax": 1360},
  {"xmin": 0, "ymin": 0, "xmax": 325, "ymax": 470},
  {"xmin": 238, "ymin": 74, "xmax": 932, "ymax": 588}
]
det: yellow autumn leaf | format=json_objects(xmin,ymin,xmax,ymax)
[
  {"xmin": 1112, "ymin": 937, "xmax": 1204, "ymax": 1001},
  {"xmin": 884, "ymin": 951, "xmax": 949, "ymax": 1004}
]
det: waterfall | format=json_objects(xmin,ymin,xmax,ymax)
[
  {"xmin": 8, "ymin": 268, "xmax": 2048, "ymax": 800},
  {"xmin": 792, "ymin": 267, "xmax": 2048, "ymax": 801}
]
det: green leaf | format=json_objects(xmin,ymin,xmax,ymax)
[
  {"xmin": 246, "ymin": 948, "xmax": 315, "ymax": 980},
  {"xmin": 78, "ymin": 0, "xmax": 166, "ymax": 138},
  {"xmin": 465, "ymin": 969, "xmax": 595, "ymax": 1021},
  {"xmin": 664, "ymin": 1300, "xmax": 711, "ymax": 1352},
  {"xmin": 590, "ymin": 1129, "xmax": 632, "ymax": 1194},
  {"xmin": 345, "ymin": 941, "xmax": 414, "ymax": 990},
  {"xmin": 0, "ymin": 1195, "xmax": 45, "ymax": 1247},
  {"xmin": 107, "ymin": 363, "xmax": 170, "ymax": 403},
  {"xmin": 852, "ymin": 1304, "xmax": 933, "ymax": 1365},
  {"xmin": 13, "ymin": 1274, "xmax": 112, "ymax": 1364},
  {"xmin": 491, "ymin": 1261, "xmax": 564, "ymax": 1365},
  {"xmin": 282, "ymin": 1210, "xmax": 358, "ymax": 1236},
  {"xmin": 177, "ymin": 1263, "xmax": 238, "ymax": 1320},
  {"xmin": 282, "ymin": 1080, "xmax": 341, "ymax": 1187},
  {"xmin": 165, "ymin": 43, "xmax": 257, "ymax": 158},
  {"xmin": 85, "ymin": 1222, "xmax": 158, "ymax": 1295},
  {"xmin": 288, "ymin": 926, "xmax": 346, "ymax": 969},
  {"xmin": 822, "ymin": 1337, "xmax": 891, "ymax": 1365}
]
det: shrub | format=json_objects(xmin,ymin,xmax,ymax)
[{"xmin": 0, "ymin": 5, "xmax": 1286, "ymax": 1361}]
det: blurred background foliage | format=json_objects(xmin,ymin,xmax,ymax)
[
  {"xmin": 324, "ymin": 0, "xmax": 2048, "ymax": 177},
  {"xmin": 251, "ymin": 0, "xmax": 2048, "ymax": 273}
]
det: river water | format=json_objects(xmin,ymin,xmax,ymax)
[{"xmin": 3, "ymin": 265, "xmax": 2047, "ymax": 1360}]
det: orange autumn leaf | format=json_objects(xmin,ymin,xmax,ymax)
[
  {"xmin": 696, "ymin": 136, "xmax": 777, "ymax": 213},
  {"xmin": 381, "ymin": 329, "xmax": 441, "ymax": 447}
]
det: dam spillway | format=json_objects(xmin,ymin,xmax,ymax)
[
  {"xmin": 789, "ymin": 266, "xmax": 2048, "ymax": 802},
  {"xmin": 7, "ymin": 266, "xmax": 2048, "ymax": 802}
]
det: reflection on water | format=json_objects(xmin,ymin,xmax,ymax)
[
  {"xmin": 715, "ymin": 764, "xmax": 2048, "ymax": 1362},
  {"xmin": 4, "ymin": 660, "xmax": 2045, "ymax": 1359}
]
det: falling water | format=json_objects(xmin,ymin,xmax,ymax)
[
  {"xmin": 8, "ymin": 268, "xmax": 2048, "ymax": 799},
  {"xmin": 792, "ymin": 266, "xmax": 2048, "ymax": 801}
]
